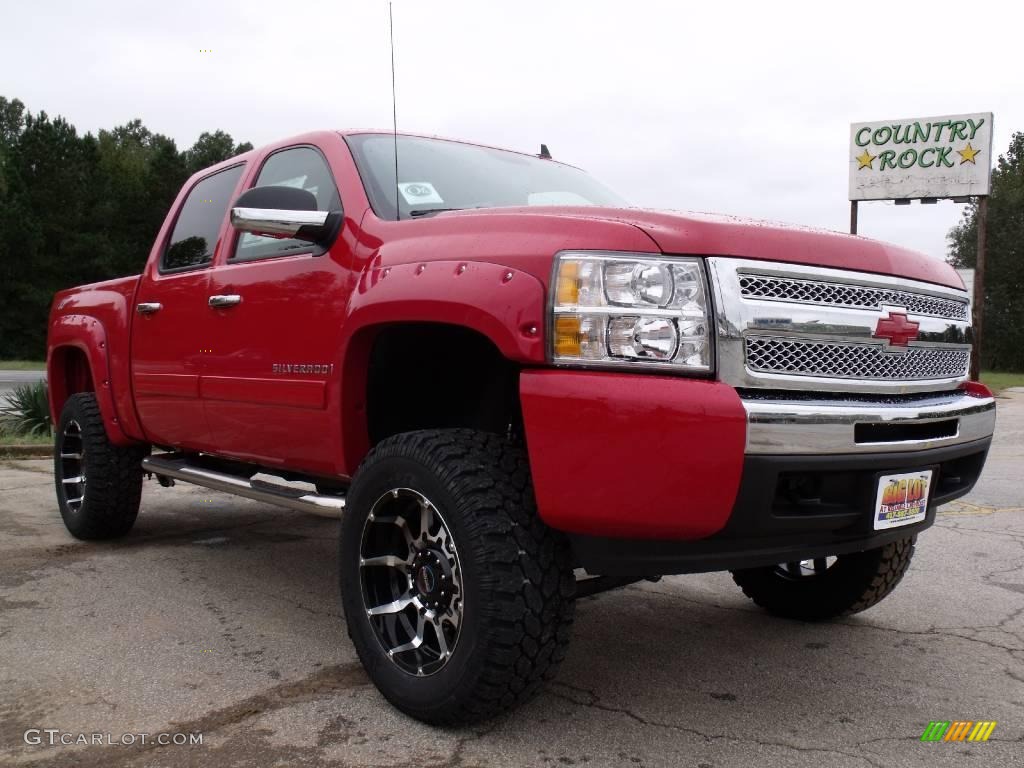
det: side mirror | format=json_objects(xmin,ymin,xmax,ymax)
[{"xmin": 230, "ymin": 185, "xmax": 341, "ymax": 243}]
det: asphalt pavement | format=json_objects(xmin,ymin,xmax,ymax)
[{"xmin": 1, "ymin": 394, "xmax": 1022, "ymax": 767}]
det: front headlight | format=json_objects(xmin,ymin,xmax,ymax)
[{"xmin": 550, "ymin": 252, "xmax": 713, "ymax": 373}]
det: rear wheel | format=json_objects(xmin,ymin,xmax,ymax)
[
  {"xmin": 340, "ymin": 428, "xmax": 575, "ymax": 725},
  {"xmin": 54, "ymin": 393, "xmax": 147, "ymax": 540},
  {"xmin": 730, "ymin": 538, "xmax": 915, "ymax": 620}
]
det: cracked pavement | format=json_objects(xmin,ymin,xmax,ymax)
[{"xmin": 1, "ymin": 394, "xmax": 1022, "ymax": 767}]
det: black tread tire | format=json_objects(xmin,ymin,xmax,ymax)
[
  {"xmin": 730, "ymin": 538, "xmax": 915, "ymax": 621},
  {"xmin": 340, "ymin": 428, "xmax": 575, "ymax": 725},
  {"xmin": 54, "ymin": 392, "xmax": 147, "ymax": 540}
]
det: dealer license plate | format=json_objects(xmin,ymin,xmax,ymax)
[{"xmin": 873, "ymin": 470, "xmax": 933, "ymax": 530}]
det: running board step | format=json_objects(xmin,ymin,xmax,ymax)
[{"xmin": 142, "ymin": 454, "xmax": 345, "ymax": 518}]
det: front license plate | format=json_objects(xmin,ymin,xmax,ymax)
[{"xmin": 873, "ymin": 470, "xmax": 933, "ymax": 530}]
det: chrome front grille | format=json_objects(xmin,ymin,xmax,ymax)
[
  {"xmin": 745, "ymin": 337, "xmax": 971, "ymax": 381},
  {"xmin": 707, "ymin": 257, "xmax": 973, "ymax": 395},
  {"xmin": 738, "ymin": 274, "xmax": 968, "ymax": 321}
]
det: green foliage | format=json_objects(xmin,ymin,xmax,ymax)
[
  {"xmin": 948, "ymin": 132, "xmax": 1024, "ymax": 371},
  {"xmin": 980, "ymin": 370, "xmax": 1024, "ymax": 394},
  {"xmin": 0, "ymin": 97, "xmax": 251, "ymax": 358},
  {"xmin": 0, "ymin": 379, "xmax": 51, "ymax": 436}
]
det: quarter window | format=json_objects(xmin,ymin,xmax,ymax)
[
  {"xmin": 232, "ymin": 147, "xmax": 342, "ymax": 262},
  {"xmin": 162, "ymin": 165, "xmax": 244, "ymax": 271}
]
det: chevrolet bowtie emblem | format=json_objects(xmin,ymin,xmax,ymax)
[{"xmin": 873, "ymin": 311, "xmax": 920, "ymax": 347}]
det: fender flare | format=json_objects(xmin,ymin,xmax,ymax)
[
  {"xmin": 337, "ymin": 260, "xmax": 548, "ymax": 470},
  {"xmin": 48, "ymin": 315, "xmax": 132, "ymax": 445}
]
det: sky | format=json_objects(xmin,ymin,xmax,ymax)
[{"xmin": 2, "ymin": 0, "xmax": 1022, "ymax": 262}]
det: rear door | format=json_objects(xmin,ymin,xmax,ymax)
[
  {"xmin": 130, "ymin": 164, "xmax": 246, "ymax": 449},
  {"xmin": 201, "ymin": 144, "xmax": 350, "ymax": 475}
]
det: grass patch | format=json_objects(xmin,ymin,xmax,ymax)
[
  {"xmin": 981, "ymin": 371, "xmax": 1024, "ymax": 395},
  {"xmin": 0, "ymin": 360, "xmax": 46, "ymax": 370},
  {"xmin": 0, "ymin": 430, "xmax": 52, "ymax": 446}
]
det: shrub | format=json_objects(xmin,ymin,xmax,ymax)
[{"xmin": 0, "ymin": 379, "xmax": 51, "ymax": 436}]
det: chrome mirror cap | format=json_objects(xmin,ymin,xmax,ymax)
[{"xmin": 230, "ymin": 207, "xmax": 331, "ymax": 240}]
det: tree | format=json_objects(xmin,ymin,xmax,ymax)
[
  {"xmin": 948, "ymin": 132, "xmax": 1024, "ymax": 372},
  {"xmin": 184, "ymin": 130, "xmax": 252, "ymax": 174},
  {"xmin": 0, "ymin": 98, "xmax": 251, "ymax": 359}
]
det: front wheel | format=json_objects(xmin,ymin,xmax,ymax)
[
  {"xmin": 54, "ymin": 393, "xmax": 148, "ymax": 540},
  {"xmin": 339, "ymin": 429, "xmax": 575, "ymax": 725},
  {"xmin": 730, "ymin": 538, "xmax": 915, "ymax": 620}
]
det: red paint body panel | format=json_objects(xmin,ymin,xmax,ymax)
[
  {"xmin": 404, "ymin": 206, "xmax": 963, "ymax": 290},
  {"xmin": 345, "ymin": 260, "xmax": 548, "ymax": 363},
  {"xmin": 47, "ymin": 276, "xmax": 144, "ymax": 445},
  {"xmin": 520, "ymin": 370, "xmax": 747, "ymax": 539},
  {"xmin": 201, "ymin": 377, "xmax": 326, "ymax": 409},
  {"xmin": 134, "ymin": 373, "xmax": 200, "ymax": 398}
]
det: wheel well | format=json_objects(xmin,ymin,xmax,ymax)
[
  {"xmin": 364, "ymin": 324, "xmax": 521, "ymax": 447},
  {"xmin": 49, "ymin": 346, "xmax": 94, "ymax": 421}
]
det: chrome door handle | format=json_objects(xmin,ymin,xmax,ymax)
[
  {"xmin": 208, "ymin": 294, "xmax": 242, "ymax": 308},
  {"xmin": 136, "ymin": 302, "xmax": 163, "ymax": 315}
]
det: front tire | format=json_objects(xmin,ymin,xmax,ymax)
[
  {"xmin": 340, "ymin": 429, "xmax": 575, "ymax": 725},
  {"xmin": 731, "ymin": 538, "xmax": 915, "ymax": 620},
  {"xmin": 54, "ymin": 392, "xmax": 147, "ymax": 540}
]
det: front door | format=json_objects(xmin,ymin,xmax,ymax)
[
  {"xmin": 130, "ymin": 163, "xmax": 245, "ymax": 450},
  {"xmin": 201, "ymin": 145, "xmax": 350, "ymax": 475}
]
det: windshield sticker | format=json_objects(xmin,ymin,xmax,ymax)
[{"xmin": 398, "ymin": 182, "xmax": 443, "ymax": 205}]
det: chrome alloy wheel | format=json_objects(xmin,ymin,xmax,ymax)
[
  {"xmin": 774, "ymin": 556, "xmax": 838, "ymax": 579},
  {"xmin": 59, "ymin": 419, "xmax": 87, "ymax": 513},
  {"xmin": 359, "ymin": 488, "xmax": 464, "ymax": 676}
]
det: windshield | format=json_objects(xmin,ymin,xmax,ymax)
[{"xmin": 345, "ymin": 133, "xmax": 627, "ymax": 220}]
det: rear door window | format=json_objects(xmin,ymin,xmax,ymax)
[{"xmin": 162, "ymin": 165, "xmax": 245, "ymax": 272}]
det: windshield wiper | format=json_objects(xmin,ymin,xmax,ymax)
[{"xmin": 408, "ymin": 207, "xmax": 465, "ymax": 217}]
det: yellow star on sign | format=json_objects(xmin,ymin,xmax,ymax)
[
  {"xmin": 855, "ymin": 149, "xmax": 876, "ymax": 170},
  {"xmin": 957, "ymin": 143, "xmax": 981, "ymax": 164}
]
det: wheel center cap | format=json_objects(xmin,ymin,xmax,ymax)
[
  {"xmin": 412, "ymin": 547, "xmax": 454, "ymax": 608},
  {"xmin": 416, "ymin": 565, "xmax": 436, "ymax": 595}
]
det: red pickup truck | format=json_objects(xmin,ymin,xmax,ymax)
[{"xmin": 47, "ymin": 130, "xmax": 995, "ymax": 724}]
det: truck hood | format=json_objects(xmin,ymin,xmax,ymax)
[{"xmin": 423, "ymin": 206, "xmax": 964, "ymax": 290}]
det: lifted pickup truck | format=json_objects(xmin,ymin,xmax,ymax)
[{"xmin": 47, "ymin": 130, "xmax": 995, "ymax": 724}]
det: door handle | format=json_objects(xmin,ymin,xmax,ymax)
[
  {"xmin": 136, "ymin": 302, "xmax": 163, "ymax": 315},
  {"xmin": 208, "ymin": 294, "xmax": 242, "ymax": 308}
]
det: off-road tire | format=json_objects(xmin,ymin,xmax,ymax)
[
  {"xmin": 54, "ymin": 392, "xmax": 147, "ymax": 540},
  {"xmin": 731, "ymin": 538, "xmax": 915, "ymax": 620},
  {"xmin": 340, "ymin": 428, "xmax": 575, "ymax": 725}
]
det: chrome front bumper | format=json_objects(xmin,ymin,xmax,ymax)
[{"xmin": 743, "ymin": 390, "xmax": 996, "ymax": 455}]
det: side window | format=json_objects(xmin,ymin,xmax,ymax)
[
  {"xmin": 232, "ymin": 146, "xmax": 342, "ymax": 262},
  {"xmin": 162, "ymin": 165, "xmax": 245, "ymax": 271}
]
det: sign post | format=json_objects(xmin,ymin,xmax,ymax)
[
  {"xmin": 848, "ymin": 112, "xmax": 993, "ymax": 380},
  {"xmin": 971, "ymin": 196, "xmax": 988, "ymax": 380}
]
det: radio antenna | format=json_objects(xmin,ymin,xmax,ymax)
[{"xmin": 389, "ymin": 2, "xmax": 400, "ymax": 220}]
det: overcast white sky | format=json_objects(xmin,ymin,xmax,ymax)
[{"xmin": 3, "ymin": 0, "xmax": 1022, "ymax": 261}]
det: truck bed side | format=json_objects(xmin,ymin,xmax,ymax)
[{"xmin": 47, "ymin": 275, "xmax": 144, "ymax": 445}]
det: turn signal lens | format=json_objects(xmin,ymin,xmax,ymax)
[
  {"xmin": 553, "ymin": 316, "xmax": 582, "ymax": 357},
  {"xmin": 555, "ymin": 260, "xmax": 580, "ymax": 305}
]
